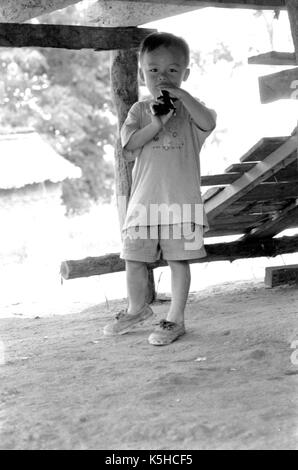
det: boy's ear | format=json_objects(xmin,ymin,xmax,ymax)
[
  {"xmin": 139, "ymin": 68, "xmax": 145, "ymax": 85},
  {"xmin": 183, "ymin": 68, "xmax": 190, "ymax": 82}
]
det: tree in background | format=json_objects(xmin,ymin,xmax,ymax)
[{"xmin": 0, "ymin": 4, "xmax": 117, "ymax": 214}]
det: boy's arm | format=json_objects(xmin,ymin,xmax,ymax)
[
  {"xmin": 125, "ymin": 120, "xmax": 162, "ymax": 151},
  {"xmin": 180, "ymin": 91, "xmax": 216, "ymax": 132},
  {"xmin": 125, "ymin": 104, "xmax": 174, "ymax": 151},
  {"xmin": 157, "ymin": 85, "xmax": 216, "ymax": 132}
]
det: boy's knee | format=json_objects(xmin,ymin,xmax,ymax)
[
  {"xmin": 168, "ymin": 260, "xmax": 189, "ymax": 268},
  {"xmin": 126, "ymin": 260, "xmax": 147, "ymax": 273}
]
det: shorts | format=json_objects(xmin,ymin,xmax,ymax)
[{"xmin": 120, "ymin": 223, "xmax": 207, "ymax": 263}]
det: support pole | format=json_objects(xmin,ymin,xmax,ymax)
[
  {"xmin": 286, "ymin": 0, "xmax": 298, "ymax": 64},
  {"xmin": 110, "ymin": 48, "xmax": 156, "ymax": 303},
  {"xmin": 110, "ymin": 49, "xmax": 137, "ymax": 229}
]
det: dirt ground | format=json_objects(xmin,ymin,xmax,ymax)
[{"xmin": 0, "ymin": 279, "xmax": 297, "ymax": 450}]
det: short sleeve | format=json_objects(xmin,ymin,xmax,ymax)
[
  {"xmin": 189, "ymin": 101, "xmax": 217, "ymax": 148},
  {"xmin": 120, "ymin": 102, "xmax": 143, "ymax": 162}
]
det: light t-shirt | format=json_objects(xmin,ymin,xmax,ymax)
[{"xmin": 121, "ymin": 99, "xmax": 215, "ymax": 231}]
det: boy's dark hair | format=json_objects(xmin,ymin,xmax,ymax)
[{"xmin": 139, "ymin": 32, "xmax": 190, "ymax": 66}]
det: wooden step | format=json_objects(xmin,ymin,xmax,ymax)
[
  {"xmin": 265, "ymin": 264, "xmax": 298, "ymax": 288},
  {"xmin": 240, "ymin": 137, "xmax": 289, "ymax": 162}
]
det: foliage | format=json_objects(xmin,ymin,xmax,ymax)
[{"xmin": 0, "ymin": 5, "xmax": 117, "ymax": 215}]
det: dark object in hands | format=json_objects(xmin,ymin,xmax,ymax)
[{"xmin": 152, "ymin": 90, "xmax": 176, "ymax": 116}]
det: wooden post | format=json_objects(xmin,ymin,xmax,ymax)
[
  {"xmin": 110, "ymin": 48, "xmax": 156, "ymax": 303},
  {"xmin": 286, "ymin": 0, "xmax": 298, "ymax": 64},
  {"xmin": 110, "ymin": 49, "xmax": 137, "ymax": 229}
]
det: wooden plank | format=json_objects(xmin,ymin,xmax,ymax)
[
  {"xmin": 0, "ymin": 0, "xmax": 286, "ymax": 23},
  {"xmin": 286, "ymin": 0, "xmax": 298, "ymax": 63},
  {"xmin": 201, "ymin": 173, "xmax": 241, "ymax": 186},
  {"xmin": 225, "ymin": 161, "xmax": 256, "ymax": 173},
  {"xmin": 239, "ymin": 181, "xmax": 298, "ymax": 202},
  {"xmin": 240, "ymin": 137, "xmax": 289, "ymax": 162},
  {"xmin": 265, "ymin": 264, "xmax": 298, "ymax": 288},
  {"xmin": 213, "ymin": 200, "xmax": 287, "ymax": 218},
  {"xmin": 232, "ymin": 200, "xmax": 287, "ymax": 215},
  {"xmin": 258, "ymin": 67, "xmax": 298, "ymax": 103},
  {"xmin": 266, "ymin": 160, "xmax": 298, "ymax": 182},
  {"xmin": 205, "ymin": 136, "xmax": 297, "ymax": 221},
  {"xmin": 201, "ymin": 144, "xmax": 298, "ymax": 187},
  {"xmin": 206, "ymin": 217, "xmax": 268, "ymax": 237},
  {"xmin": 60, "ymin": 234, "xmax": 298, "ymax": 280},
  {"xmin": 202, "ymin": 186, "xmax": 224, "ymax": 202},
  {"xmin": 242, "ymin": 200, "xmax": 298, "ymax": 238},
  {"xmin": 219, "ymin": 201, "xmax": 253, "ymax": 215},
  {"xmin": 84, "ymin": 1, "xmax": 200, "ymax": 27},
  {"xmin": 210, "ymin": 214, "xmax": 268, "ymax": 225},
  {"xmin": 205, "ymin": 224, "xmax": 257, "ymax": 237},
  {"xmin": 92, "ymin": 0, "xmax": 286, "ymax": 8},
  {"xmin": 0, "ymin": 1, "xmax": 80, "ymax": 23},
  {"xmin": 0, "ymin": 23, "xmax": 155, "ymax": 50},
  {"xmin": 248, "ymin": 51, "xmax": 296, "ymax": 66}
]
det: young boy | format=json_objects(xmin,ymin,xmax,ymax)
[{"xmin": 103, "ymin": 32, "xmax": 216, "ymax": 345}]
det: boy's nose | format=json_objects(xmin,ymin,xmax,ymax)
[{"xmin": 158, "ymin": 73, "xmax": 167, "ymax": 82}]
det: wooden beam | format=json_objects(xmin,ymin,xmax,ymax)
[
  {"xmin": 242, "ymin": 199, "xmax": 298, "ymax": 238},
  {"xmin": 201, "ymin": 173, "xmax": 241, "ymax": 186},
  {"xmin": 0, "ymin": 23, "xmax": 154, "ymax": 50},
  {"xmin": 0, "ymin": 0, "xmax": 286, "ymax": 24},
  {"xmin": 225, "ymin": 161, "xmax": 256, "ymax": 173},
  {"xmin": 240, "ymin": 137, "xmax": 289, "ymax": 162},
  {"xmin": 85, "ymin": 1, "xmax": 200, "ymax": 27},
  {"xmin": 248, "ymin": 51, "xmax": 296, "ymax": 66},
  {"xmin": 202, "ymin": 186, "xmax": 223, "ymax": 202},
  {"xmin": 205, "ymin": 136, "xmax": 297, "ymax": 221},
  {"xmin": 210, "ymin": 214, "xmax": 268, "ymax": 225},
  {"xmin": 84, "ymin": 0, "xmax": 286, "ymax": 11},
  {"xmin": 258, "ymin": 67, "xmax": 298, "ymax": 103},
  {"xmin": 286, "ymin": 0, "xmax": 298, "ymax": 63},
  {"xmin": 0, "ymin": 0, "xmax": 80, "ymax": 23},
  {"xmin": 265, "ymin": 264, "xmax": 298, "ymax": 288},
  {"xmin": 223, "ymin": 161, "xmax": 298, "ymax": 182},
  {"xmin": 90, "ymin": 0, "xmax": 286, "ymax": 8},
  {"xmin": 60, "ymin": 234, "xmax": 298, "ymax": 280},
  {"xmin": 230, "ymin": 200, "xmax": 287, "ymax": 216},
  {"xmin": 239, "ymin": 181, "xmax": 298, "ymax": 202},
  {"xmin": 205, "ymin": 223, "xmax": 263, "ymax": 237},
  {"xmin": 265, "ymin": 160, "xmax": 298, "ymax": 182}
]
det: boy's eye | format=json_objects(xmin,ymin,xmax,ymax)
[
  {"xmin": 169, "ymin": 69, "xmax": 178, "ymax": 73},
  {"xmin": 149, "ymin": 68, "xmax": 158, "ymax": 72}
]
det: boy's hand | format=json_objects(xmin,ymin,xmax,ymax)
[
  {"xmin": 158, "ymin": 85, "xmax": 216, "ymax": 132},
  {"xmin": 156, "ymin": 83, "xmax": 187, "ymax": 101},
  {"xmin": 149, "ymin": 100, "xmax": 174, "ymax": 126}
]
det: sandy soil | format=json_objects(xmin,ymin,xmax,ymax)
[{"xmin": 0, "ymin": 280, "xmax": 297, "ymax": 450}]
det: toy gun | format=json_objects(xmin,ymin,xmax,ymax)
[{"xmin": 152, "ymin": 90, "xmax": 176, "ymax": 116}]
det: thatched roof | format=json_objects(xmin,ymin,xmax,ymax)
[{"xmin": 0, "ymin": 130, "xmax": 81, "ymax": 190}]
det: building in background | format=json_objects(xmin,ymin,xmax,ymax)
[{"xmin": 0, "ymin": 129, "xmax": 81, "ymax": 263}]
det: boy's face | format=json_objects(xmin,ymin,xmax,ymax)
[{"xmin": 140, "ymin": 46, "xmax": 190, "ymax": 98}]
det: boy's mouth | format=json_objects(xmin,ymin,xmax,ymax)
[{"xmin": 156, "ymin": 82, "xmax": 172, "ymax": 88}]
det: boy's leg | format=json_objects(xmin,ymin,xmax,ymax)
[
  {"xmin": 103, "ymin": 259, "xmax": 153, "ymax": 336},
  {"xmin": 148, "ymin": 260, "xmax": 190, "ymax": 346},
  {"xmin": 166, "ymin": 260, "xmax": 190, "ymax": 325},
  {"xmin": 126, "ymin": 260, "xmax": 148, "ymax": 314}
]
